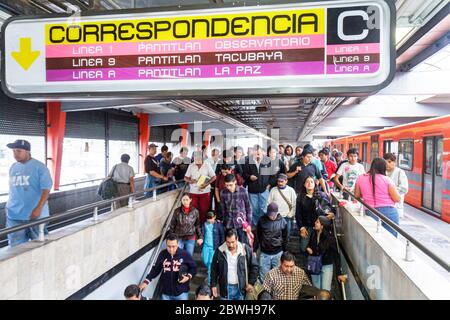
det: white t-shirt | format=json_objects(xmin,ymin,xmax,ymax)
[
  {"xmin": 226, "ymin": 249, "xmax": 239, "ymax": 285},
  {"xmin": 185, "ymin": 162, "xmax": 216, "ymax": 194},
  {"xmin": 337, "ymin": 162, "xmax": 366, "ymax": 192},
  {"xmin": 268, "ymin": 185, "xmax": 297, "ymax": 218}
]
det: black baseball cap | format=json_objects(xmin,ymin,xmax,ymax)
[{"xmin": 7, "ymin": 139, "xmax": 31, "ymax": 151}]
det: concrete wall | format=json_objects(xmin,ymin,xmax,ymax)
[
  {"xmin": 0, "ymin": 189, "xmax": 179, "ymax": 300},
  {"xmin": 336, "ymin": 197, "xmax": 450, "ymax": 300},
  {"xmin": 83, "ymin": 247, "xmax": 159, "ymax": 300}
]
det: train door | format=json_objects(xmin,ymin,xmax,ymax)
[
  {"xmin": 370, "ymin": 135, "xmax": 379, "ymax": 161},
  {"xmin": 422, "ymin": 136, "xmax": 443, "ymax": 215}
]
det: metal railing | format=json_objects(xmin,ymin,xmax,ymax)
[
  {"xmin": 0, "ymin": 175, "xmax": 148, "ymax": 198},
  {"xmin": 57, "ymin": 175, "xmax": 147, "ymax": 190},
  {"xmin": 57, "ymin": 178, "xmax": 104, "ymax": 189},
  {"xmin": 138, "ymin": 183, "xmax": 188, "ymax": 293},
  {"xmin": 340, "ymin": 190, "xmax": 450, "ymax": 273},
  {"xmin": 0, "ymin": 179, "xmax": 185, "ymax": 241}
]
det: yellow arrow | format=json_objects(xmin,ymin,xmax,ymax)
[{"xmin": 11, "ymin": 37, "xmax": 40, "ymax": 71}]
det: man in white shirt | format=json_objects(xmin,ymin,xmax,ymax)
[
  {"xmin": 334, "ymin": 148, "xmax": 366, "ymax": 198},
  {"xmin": 267, "ymin": 173, "xmax": 297, "ymax": 241},
  {"xmin": 384, "ymin": 153, "xmax": 409, "ymax": 218},
  {"xmin": 184, "ymin": 151, "xmax": 216, "ymax": 223},
  {"xmin": 110, "ymin": 153, "xmax": 135, "ymax": 208},
  {"xmin": 211, "ymin": 229, "xmax": 258, "ymax": 300}
]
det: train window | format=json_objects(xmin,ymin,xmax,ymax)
[
  {"xmin": 436, "ymin": 137, "xmax": 443, "ymax": 177},
  {"xmin": 349, "ymin": 143, "xmax": 353, "ymax": 150},
  {"xmin": 424, "ymin": 139, "xmax": 433, "ymax": 174},
  {"xmin": 398, "ymin": 140, "xmax": 414, "ymax": 171},
  {"xmin": 383, "ymin": 140, "xmax": 392, "ymax": 154},
  {"xmin": 362, "ymin": 142, "xmax": 368, "ymax": 162}
]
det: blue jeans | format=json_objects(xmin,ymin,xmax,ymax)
[
  {"xmin": 259, "ymin": 251, "xmax": 282, "ymax": 281},
  {"xmin": 249, "ymin": 189, "xmax": 269, "ymax": 226},
  {"xmin": 222, "ymin": 284, "xmax": 244, "ymax": 300},
  {"xmin": 178, "ymin": 239, "xmax": 195, "ymax": 257},
  {"xmin": 144, "ymin": 175, "xmax": 161, "ymax": 198},
  {"xmin": 312, "ymin": 264, "xmax": 334, "ymax": 291},
  {"xmin": 366, "ymin": 206, "xmax": 399, "ymax": 237},
  {"xmin": 6, "ymin": 218, "xmax": 48, "ymax": 247},
  {"xmin": 161, "ymin": 292, "xmax": 189, "ymax": 300},
  {"xmin": 300, "ymin": 226, "xmax": 313, "ymax": 252},
  {"xmin": 202, "ymin": 245, "xmax": 215, "ymax": 284},
  {"xmin": 284, "ymin": 217, "xmax": 294, "ymax": 242}
]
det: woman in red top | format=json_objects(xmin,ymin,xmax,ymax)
[
  {"xmin": 169, "ymin": 193, "xmax": 203, "ymax": 257},
  {"xmin": 319, "ymin": 149, "xmax": 337, "ymax": 187}
]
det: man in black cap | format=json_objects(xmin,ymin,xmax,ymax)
[
  {"xmin": 268, "ymin": 173, "xmax": 297, "ymax": 242},
  {"xmin": 144, "ymin": 143, "xmax": 168, "ymax": 197},
  {"xmin": 5, "ymin": 140, "xmax": 53, "ymax": 247},
  {"xmin": 255, "ymin": 202, "xmax": 288, "ymax": 281}
]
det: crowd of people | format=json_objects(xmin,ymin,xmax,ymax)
[
  {"xmin": 125, "ymin": 142, "xmax": 409, "ymax": 300},
  {"xmin": 2, "ymin": 138, "xmax": 408, "ymax": 300}
]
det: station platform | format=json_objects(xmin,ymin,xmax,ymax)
[{"xmin": 400, "ymin": 205, "xmax": 450, "ymax": 278}]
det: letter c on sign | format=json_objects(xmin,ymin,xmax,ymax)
[{"xmin": 337, "ymin": 10, "xmax": 369, "ymax": 41}]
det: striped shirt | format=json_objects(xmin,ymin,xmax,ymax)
[{"xmin": 263, "ymin": 266, "xmax": 311, "ymax": 300}]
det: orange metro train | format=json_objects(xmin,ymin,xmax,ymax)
[{"xmin": 325, "ymin": 115, "xmax": 450, "ymax": 223}]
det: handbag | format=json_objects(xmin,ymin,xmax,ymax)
[
  {"xmin": 306, "ymin": 254, "xmax": 323, "ymax": 275},
  {"xmin": 97, "ymin": 165, "xmax": 118, "ymax": 200}
]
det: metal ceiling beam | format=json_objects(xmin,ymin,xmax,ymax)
[
  {"xmin": 61, "ymin": 99, "xmax": 173, "ymax": 112},
  {"xmin": 397, "ymin": 2, "xmax": 450, "ymax": 57},
  {"xmin": 149, "ymin": 112, "xmax": 216, "ymax": 126},
  {"xmin": 399, "ymin": 31, "xmax": 450, "ymax": 72}
]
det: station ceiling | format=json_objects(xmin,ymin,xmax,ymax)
[{"xmin": 0, "ymin": 0, "xmax": 449, "ymax": 144}]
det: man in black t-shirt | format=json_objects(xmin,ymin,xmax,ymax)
[
  {"xmin": 287, "ymin": 149, "xmax": 329, "ymax": 197},
  {"xmin": 144, "ymin": 143, "xmax": 168, "ymax": 197}
]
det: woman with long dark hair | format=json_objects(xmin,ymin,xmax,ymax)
[
  {"xmin": 306, "ymin": 216, "xmax": 347, "ymax": 291},
  {"xmin": 355, "ymin": 158, "xmax": 401, "ymax": 236},
  {"xmin": 295, "ymin": 176, "xmax": 333, "ymax": 264}
]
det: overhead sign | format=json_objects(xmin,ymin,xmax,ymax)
[{"xmin": 1, "ymin": 0, "xmax": 395, "ymax": 99}]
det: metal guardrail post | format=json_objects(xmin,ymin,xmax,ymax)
[
  {"xmin": 405, "ymin": 240, "xmax": 414, "ymax": 262},
  {"xmin": 128, "ymin": 196, "xmax": 133, "ymax": 208},
  {"xmin": 152, "ymin": 189, "xmax": 156, "ymax": 201},
  {"xmin": 93, "ymin": 207, "xmax": 98, "ymax": 222},
  {"xmin": 359, "ymin": 202, "xmax": 365, "ymax": 217},
  {"xmin": 38, "ymin": 224, "xmax": 45, "ymax": 242},
  {"xmin": 376, "ymin": 219, "xmax": 382, "ymax": 233},
  {"xmin": 110, "ymin": 202, "xmax": 114, "ymax": 211}
]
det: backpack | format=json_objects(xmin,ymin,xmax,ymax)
[{"xmin": 97, "ymin": 165, "xmax": 118, "ymax": 200}]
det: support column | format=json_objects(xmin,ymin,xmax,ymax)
[
  {"xmin": 46, "ymin": 102, "xmax": 66, "ymax": 191},
  {"xmin": 179, "ymin": 124, "xmax": 189, "ymax": 147},
  {"xmin": 138, "ymin": 113, "xmax": 150, "ymax": 175}
]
